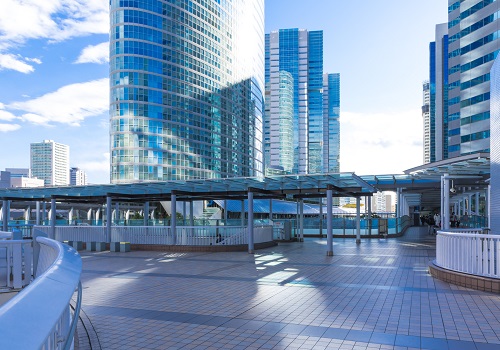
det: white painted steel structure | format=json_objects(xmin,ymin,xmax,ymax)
[
  {"xmin": 0, "ymin": 235, "xmax": 82, "ymax": 349},
  {"xmin": 436, "ymin": 230, "xmax": 500, "ymax": 278}
]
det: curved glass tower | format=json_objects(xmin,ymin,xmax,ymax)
[{"xmin": 110, "ymin": 0, "xmax": 264, "ymax": 183}]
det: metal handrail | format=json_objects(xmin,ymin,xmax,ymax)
[
  {"xmin": 64, "ymin": 281, "xmax": 82, "ymax": 350},
  {"xmin": 0, "ymin": 236, "xmax": 82, "ymax": 349}
]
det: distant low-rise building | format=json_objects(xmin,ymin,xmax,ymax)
[
  {"xmin": 0, "ymin": 169, "xmax": 44, "ymax": 188},
  {"xmin": 70, "ymin": 167, "xmax": 88, "ymax": 186}
]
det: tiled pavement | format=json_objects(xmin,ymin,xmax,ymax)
[{"xmin": 75, "ymin": 227, "xmax": 500, "ymax": 350}]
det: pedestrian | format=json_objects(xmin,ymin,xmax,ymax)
[
  {"xmin": 451, "ymin": 212, "xmax": 457, "ymax": 228},
  {"xmin": 433, "ymin": 213, "xmax": 440, "ymax": 234}
]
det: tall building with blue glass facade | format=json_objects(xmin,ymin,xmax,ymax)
[
  {"xmin": 322, "ymin": 73, "xmax": 340, "ymax": 174},
  {"xmin": 265, "ymin": 29, "xmax": 325, "ymax": 175},
  {"xmin": 429, "ymin": 23, "xmax": 449, "ymax": 163},
  {"xmin": 446, "ymin": 0, "xmax": 499, "ymax": 157},
  {"xmin": 109, "ymin": 0, "xmax": 264, "ymax": 183}
]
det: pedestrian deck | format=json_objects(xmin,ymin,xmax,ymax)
[{"xmin": 75, "ymin": 227, "xmax": 500, "ymax": 350}]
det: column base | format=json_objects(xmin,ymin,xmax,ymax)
[
  {"xmin": 356, "ymin": 239, "xmax": 361, "ymax": 244},
  {"xmin": 326, "ymin": 251, "xmax": 334, "ymax": 256},
  {"xmin": 248, "ymin": 250, "xmax": 255, "ymax": 254}
]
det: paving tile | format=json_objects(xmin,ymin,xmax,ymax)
[{"xmin": 74, "ymin": 227, "xmax": 500, "ymax": 350}]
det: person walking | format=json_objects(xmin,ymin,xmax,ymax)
[
  {"xmin": 451, "ymin": 212, "xmax": 457, "ymax": 228},
  {"xmin": 433, "ymin": 212, "xmax": 441, "ymax": 234}
]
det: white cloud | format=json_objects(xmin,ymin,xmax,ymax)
[
  {"xmin": 0, "ymin": 123, "xmax": 21, "ymax": 132},
  {"xmin": 75, "ymin": 42, "xmax": 109, "ymax": 64},
  {"xmin": 340, "ymin": 109, "xmax": 424, "ymax": 175},
  {"xmin": 9, "ymin": 78, "xmax": 109, "ymax": 126},
  {"xmin": 0, "ymin": 108, "xmax": 17, "ymax": 121},
  {"xmin": 0, "ymin": 0, "xmax": 108, "ymax": 50},
  {"xmin": 0, "ymin": 53, "xmax": 34, "ymax": 73}
]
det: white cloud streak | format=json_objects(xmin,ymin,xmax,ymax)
[
  {"xmin": 0, "ymin": 0, "xmax": 108, "ymax": 50},
  {"xmin": 340, "ymin": 109, "xmax": 424, "ymax": 175},
  {"xmin": 75, "ymin": 42, "xmax": 109, "ymax": 64},
  {"xmin": 0, "ymin": 123, "xmax": 21, "ymax": 132},
  {"xmin": 0, "ymin": 54, "xmax": 35, "ymax": 73},
  {"xmin": 9, "ymin": 78, "xmax": 109, "ymax": 126}
]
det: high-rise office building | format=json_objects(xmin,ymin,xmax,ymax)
[
  {"xmin": 109, "ymin": 0, "xmax": 265, "ymax": 183},
  {"xmin": 323, "ymin": 73, "xmax": 340, "ymax": 174},
  {"xmin": 429, "ymin": 23, "xmax": 449, "ymax": 163},
  {"xmin": 446, "ymin": 0, "xmax": 499, "ymax": 157},
  {"xmin": 264, "ymin": 71, "xmax": 294, "ymax": 175},
  {"xmin": 70, "ymin": 167, "xmax": 88, "ymax": 186},
  {"xmin": 30, "ymin": 140, "xmax": 70, "ymax": 186},
  {"xmin": 422, "ymin": 80, "xmax": 431, "ymax": 164},
  {"xmin": 265, "ymin": 29, "xmax": 324, "ymax": 174}
]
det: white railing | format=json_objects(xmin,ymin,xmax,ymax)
[
  {"xmin": 112, "ymin": 226, "xmax": 172, "ymax": 245},
  {"xmin": 436, "ymin": 230, "xmax": 500, "ymax": 278},
  {"xmin": 34, "ymin": 225, "xmax": 107, "ymax": 243},
  {"xmin": 0, "ymin": 239, "xmax": 32, "ymax": 289},
  {"xmin": 254, "ymin": 226, "xmax": 274, "ymax": 244},
  {"xmin": 34, "ymin": 225, "xmax": 274, "ymax": 246},
  {"xmin": 0, "ymin": 234, "xmax": 82, "ymax": 349}
]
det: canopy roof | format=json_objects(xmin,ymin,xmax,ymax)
[{"xmin": 0, "ymin": 173, "xmax": 377, "ymax": 204}]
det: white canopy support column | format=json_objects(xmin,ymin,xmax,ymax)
[
  {"xmin": 467, "ymin": 194, "xmax": 472, "ymax": 214},
  {"xmin": 50, "ymin": 198, "xmax": 56, "ymax": 239},
  {"xmin": 36, "ymin": 201, "xmax": 41, "ymax": 225},
  {"xmin": 248, "ymin": 191, "xmax": 254, "ymax": 254},
  {"xmin": 2, "ymin": 200, "xmax": 8, "ymax": 231},
  {"xmin": 356, "ymin": 197, "xmax": 361, "ymax": 244},
  {"xmin": 487, "ymin": 185, "xmax": 491, "ymax": 227},
  {"xmin": 190, "ymin": 201, "xmax": 194, "ymax": 226},
  {"xmin": 269, "ymin": 199, "xmax": 273, "ymax": 221},
  {"xmin": 475, "ymin": 192, "xmax": 480, "ymax": 216},
  {"xmin": 95, "ymin": 207, "xmax": 100, "ymax": 225},
  {"xmin": 171, "ymin": 194, "xmax": 177, "ymax": 245},
  {"xmin": 25, "ymin": 206, "xmax": 30, "ymax": 223},
  {"xmin": 326, "ymin": 187, "xmax": 333, "ymax": 256},
  {"xmin": 68, "ymin": 207, "xmax": 73, "ymax": 225},
  {"xmin": 396, "ymin": 188, "xmax": 401, "ymax": 218},
  {"xmin": 443, "ymin": 174, "xmax": 450, "ymax": 230},
  {"xmin": 42, "ymin": 201, "xmax": 47, "ymax": 224},
  {"xmin": 144, "ymin": 202, "xmax": 149, "ymax": 226},
  {"xmin": 367, "ymin": 196, "xmax": 372, "ymax": 235},
  {"xmin": 224, "ymin": 200, "xmax": 228, "ymax": 222},
  {"xmin": 319, "ymin": 198, "xmax": 323, "ymax": 237},
  {"xmin": 106, "ymin": 196, "xmax": 112, "ymax": 243},
  {"xmin": 299, "ymin": 199, "xmax": 304, "ymax": 242}
]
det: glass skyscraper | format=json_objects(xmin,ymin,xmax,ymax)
[
  {"xmin": 265, "ymin": 29, "xmax": 325, "ymax": 174},
  {"xmin": 109, "ymin": 0, "xmax": 264, "ymax": 183},
  {"xmin": 322, "ymin": 73, "xmax": 340, "ymax": 174},
  {"xmin": 429, "ymin": 23, "xmax": 448, "ymax": 163},
  {"xmin": 446, "ymin": 0, "xmax": 499, "ymax": 157}
]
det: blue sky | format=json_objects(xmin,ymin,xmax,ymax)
[{"xmin": 0, "ymin": 0, "xmax": 447, "ymax": 184}]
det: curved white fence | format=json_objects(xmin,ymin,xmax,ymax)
[
  {"xmin": 0, "ymin": 235, "xmax": 82, "ymax": 349},
  {"xmin": 436, "ymin": 230, "xmax": 500, "ymax": 278}
]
